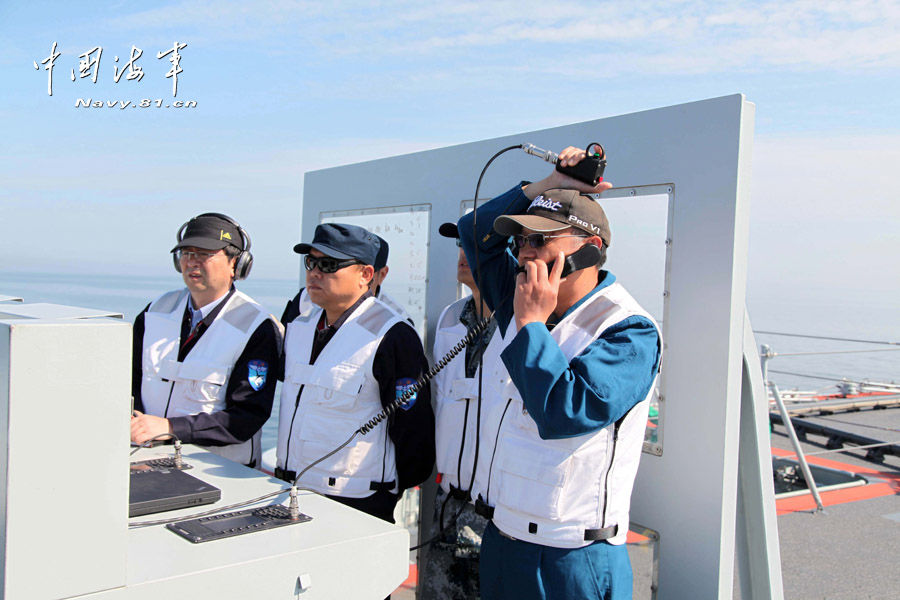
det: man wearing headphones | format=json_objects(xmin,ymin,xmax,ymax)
[
  {"xmin": 130, "ymin": 213, "xmax": 282, "ymax": 468},
  {"xmin": 276, "ymin": 223, "xmax": 434, "ymax": 523}
]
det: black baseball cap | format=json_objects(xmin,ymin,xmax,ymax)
[
  {"xmin": 438, "ymin": 222, "xmax": 459, "ymax": 239},
  {"xmin": 373, "ymin": 234, "xmax": 389, "ymax": 271},
  {"xmin": 293, "ymin": 223, "xmax": 380, "ymax": 266},
  {"xmin": 172, "ymin": 214, "xmax": 244, "ymax": 252},
  {"xmin": 493, "ymin": 189, "xmax": 611, "ymax": 246}
]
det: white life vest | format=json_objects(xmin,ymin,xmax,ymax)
[
  {"xmin": 141, "ymin": 288, "xmax": 275, "ymax": 466},
  {"xmin": 432, "ymin": 297, "xmax": 511, "ymax": 501},
  {"xmin": 277, "ymin": 296, "xmax": 403, "ymax": 498},
  {"xmin": 487, "ymin": 282, "xmax": 660, "ymax": 548}
]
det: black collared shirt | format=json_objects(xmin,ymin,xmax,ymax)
[{"xmin": 309, "ymin": 290, "xmax": 373, "ymax": 364}]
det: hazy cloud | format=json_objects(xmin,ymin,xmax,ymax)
[{"xmin": 95, "ymin": 0, "xmax": 900, "ymax": 73}]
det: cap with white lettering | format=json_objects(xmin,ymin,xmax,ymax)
[{"xmin": 493, "ymin": 188, "xmax": 611, "ymax": 246}]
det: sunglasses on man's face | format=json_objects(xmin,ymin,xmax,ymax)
[
  {"xmin": 513, "ymin": 233, "xmax": 587, "ymax": 249},
  {"xmin": 304, "ymin": 254, "xmax": 362, "ymax": 274}
]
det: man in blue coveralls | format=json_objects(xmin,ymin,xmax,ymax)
[{"xmin": 457, "ymin": 146, "xmax": 662, "ymax": 599}]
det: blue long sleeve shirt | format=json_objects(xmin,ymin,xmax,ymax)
[{"xmin": 458, "ymin": 184, "xmax": 661, "ymax": 440}]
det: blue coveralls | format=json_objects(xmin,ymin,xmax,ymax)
[{"xmin": 457, "ymin": 185, "xmax": 661, "ymax": 600}]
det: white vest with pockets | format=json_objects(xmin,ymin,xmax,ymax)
[
  {"xmin": 489, "ymin": 282, "xmax": 660, "ymax": 548},
  {"xmin": 141, "ymin": 288, "xmax": 274, "ymax": 466},
  {"xmin": 277, "ymin": 296, "xmax": 403, "ymax": 498},
  {"xmin": 433, "ymin": 297, "xmax": 511, "ymax": 501}
]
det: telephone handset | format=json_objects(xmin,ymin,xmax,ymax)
[{"xmin": 514, "ymin": 243, "xmax": 602, "ymax": 278}]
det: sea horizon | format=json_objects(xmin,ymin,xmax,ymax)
[{"xmin": 2, "ymin": 268, "xmax": 897, "ymax": 461}]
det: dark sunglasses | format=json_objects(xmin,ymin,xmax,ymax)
[
  {"xmin": 304, "ymin": 254, "xmax": 362, "ymax": 274},
  {"xmin": 513, "ymin": 233, "xmax": 587, "ymax": 249}
]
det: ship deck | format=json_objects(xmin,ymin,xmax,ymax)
[{"xmin": 737, "ymin": 404, "xmax": 900, "ymax": 600}]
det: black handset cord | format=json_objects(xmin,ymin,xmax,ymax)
[{"xmin": 420, "ymin": 144, "xmax": 527, "ymax": 549}]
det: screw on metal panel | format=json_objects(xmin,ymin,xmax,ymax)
[
  {"xmin": 664, "ymin": 238, "xmax": 672, "ymax": 246},
  {"xmin": 662, "ymin": 291, "xmax": 669, "ymax": 297},
  {"xmin": 666, "ymin": 186, "xmax": 673, "ymax": 193},
  {"xmin": 629, "ymin": 189, "xmax": 636, "ymax": 196}
]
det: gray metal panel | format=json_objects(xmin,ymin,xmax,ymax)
[
  {"xmin": 736, "ymin": 311, "xmax": 784, "ymax": 599},
  {"xmin": 0, "ymin": 311, "xmax": 411, "ymax": 599},
  {"xmin": 2, "ymin": 319, "xmax": 131, "ymax": 599},
  {"xmin": 0, "ymin": 326, "xmax": 8, "ymax": 597},
  {"xmin": 0, "ymin": 303, "xmax": 123, "ymax": 320},
  {"xmin": 302, "ymin": 94, "xmax": 759, "ymax": 597},
  {"xmin": 120, "ymin": 447, "xmax": 409, "ymax": 599}
]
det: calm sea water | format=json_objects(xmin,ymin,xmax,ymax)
[{"xmin": 2, "ymin": 270, "xmax": 898, "ymax": 456}]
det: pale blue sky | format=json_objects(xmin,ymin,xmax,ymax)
[{"xmin": 2, "ymin": 0, "xmax": 898, "ymax": 302}]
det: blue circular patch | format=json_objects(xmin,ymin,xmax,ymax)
[{"xmin": 395, "ymin": 377, "xmax": 417, "ymax": 410}]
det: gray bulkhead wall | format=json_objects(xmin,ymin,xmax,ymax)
[{"xmin": 302, "ymin": 94, "xmax": 764, "ymax": 598}]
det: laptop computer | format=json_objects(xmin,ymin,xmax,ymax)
[{"xmin": 129, "ymin": 461, "xmax": 222, "ymax": 517}]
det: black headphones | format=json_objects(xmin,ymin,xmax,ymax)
[{"xmin": 173, "ymin": 212, "xmax": 254, "ymax": 280}]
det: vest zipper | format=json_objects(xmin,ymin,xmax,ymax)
[
  {"xmin": 601, "ymin": 419, "xmax": 623, "ymax": 528},
  {"xmin": 456, "ymin": 398, "xmax": 471, "ymax": 491},
  {"xmin": 484, "ymin": 398, "xmax": 513, "ymax": 505},
  {"xmin": 163, "ymin": 381, "xmax": 176, "ymax": 418},
  {"xmin": 283, "ymin": 385, "xmax": 304, "ymax": 471}
]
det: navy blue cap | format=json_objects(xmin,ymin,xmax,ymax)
[
  {"xmin": 373, "ymin": 235, "xmax": 389, "ymax": 271},
  {"xmin": 293, "ymin": 223, "xmax": 380, "ymax": 266}
]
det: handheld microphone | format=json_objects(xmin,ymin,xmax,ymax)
[{"xmin": 522, "ymin": 142, "xmax": 607, "ymax": 186}]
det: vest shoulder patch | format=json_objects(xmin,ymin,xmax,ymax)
[
  {"xmin": 437, "ymin": 298, "xmax": 467, "ymax": 329},
  {"xmin": 223, "ymin": 296, "xmax": 262, "ymax": 332},
  {"xmin": 569, "ymin": 288, "xmax": 632, "ymax": 334},
  {"xmin": 150, "ymin": 289, "xmax": 188, "ymax": 314},
  {"xmin": 356, "ymin": 303, "xmax": 396, "ymax": 335}
]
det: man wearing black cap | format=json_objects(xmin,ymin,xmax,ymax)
[
  {"xmin": 281, "ymin": 232, "xmax": 415, "ymax": 328},
  {"xmin": 130, "ymin": 213, "xmax": 282, "ymax": 468},
  {"xmin": 458, "ymin": 147, "xmax": 662, "ymax": 599},
  {"xmin": 419, "ymin": 222, "xmax": 507, "ymax": 599},
  {"xmin": 276, "ymin": 223, "xmax": 434, "ymax": 523}
]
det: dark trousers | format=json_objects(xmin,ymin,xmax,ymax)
[
  {"xmin": 329, "ymin": 489, "xmax": 401, "ymax": 599},
  {"xmin": 480, "ymin": 522, "xmax": 633, "ymax": 600},
  {"xmin": 326, "ymin": 488, "xmax": 399, "ymax": 523}
]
